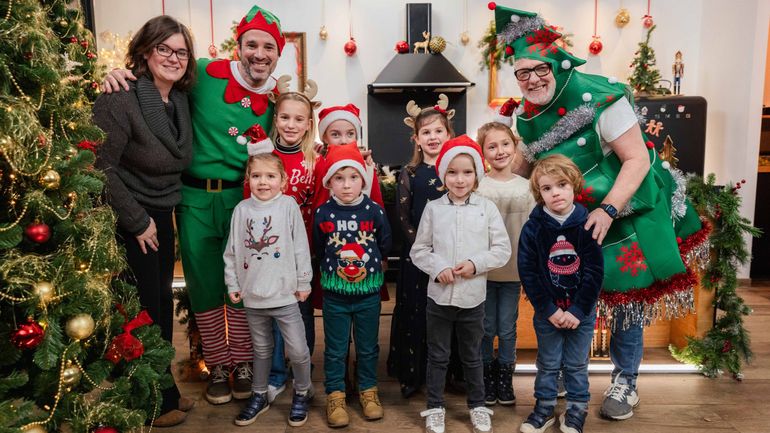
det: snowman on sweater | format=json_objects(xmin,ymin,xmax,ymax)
[{"xmin": 548, "ymin": 235, "xmax": 581, "ymax": 310}]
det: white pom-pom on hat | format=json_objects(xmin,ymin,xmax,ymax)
[{"xmin": 561, "ymin": 60, "xmax": 571, "ymax": 70}]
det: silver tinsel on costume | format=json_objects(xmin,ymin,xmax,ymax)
[
  {"xmin": 500, "ymin": 15, "xmax": 546, "ymax": 46},
  {"xmin": 521, "ymin": 104, "xmax": 596, "ymax": 163},
  {"xmin": 618, "ymin": 204, "xmax": 634, "ymax": 218},
  {"xmin": 669, "ymin": 167, "xmax": 688, "ymax": 221},
  {"xmin": 598, "ymin": 288, "xmax": 695, "ymax": 331}
]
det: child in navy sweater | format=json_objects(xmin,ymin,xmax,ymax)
[{"xmin": 517, "ymin": 154, "xmax": 603, "ymax": 433}]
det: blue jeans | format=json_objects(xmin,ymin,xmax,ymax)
[
  {"xmin": 269, "ymin": 321, "xmax": 287, "ymax": 387},
  {"xmin": 609, "ymin": 308, "xmax": 644, "ymax": 388},
  {"xmin": 482, "ymin": 281, "xmax": 521, "ymax": 365},
  {"xmin": 533, "ymin": 311, "xmax": 595, "ymax": 406},
  {"xmin": 322, "ymin": 294, "xmax": 381, "ymax": 394}
]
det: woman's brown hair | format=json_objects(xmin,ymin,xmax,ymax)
[{"xmin": 125, "ymin": 15, "xmax": 197, "ymax": 91}]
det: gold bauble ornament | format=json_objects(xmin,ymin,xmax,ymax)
[
  {"xmin": 23, "ymin": 425, "xmax": 47, "ymax": 433},
  {"xmin": 460, "ymin": 31, "xmax": 470, "ymax": 46},
  {"xmin": 319, "ymin": 26, "xmax": 328, "ymax": 40},
  {"xmin": 66, "ymin": 314, "xmax": 95, "ymax": 340},
  {"xmin": 62, "ymin": 363, "xmax": 82, "ymax": 386},
  {"xmin": 428, "ymin": 36, "xmax": 447, "ymax": 54},
  {"xmin": 33, "ymin": 281, "xmax": 55, "ymax": 304},
  {"xmin": 40, "ymin": 169, "xmax": 61, "ymax": 189},
  {"xmin": 615, "ymin": 8, "xmax": 631, "ymax": 28},
  {"xmin": 59, "ymin": 19, "xmax": 68, "ymax": 27}
]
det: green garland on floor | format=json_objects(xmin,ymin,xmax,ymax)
[{"xmin": 670, "ymin": 174, "xmax": 761, "ymax": 379}]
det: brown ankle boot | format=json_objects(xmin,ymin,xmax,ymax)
[
  {"xmin": 326, "ymin": 391, "xmax": 350, "ymax": 427},
  {"xmin": 152, "ymin": 409, "xmax": 187, "ymax": 427},
  {"xmin": 359, "ymin": 387, "xmax": 384, "ymax": 420}
]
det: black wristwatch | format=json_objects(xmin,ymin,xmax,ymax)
[{"xmin": 599, "ymin": 203, "xmax": 619, "ymax": 219}]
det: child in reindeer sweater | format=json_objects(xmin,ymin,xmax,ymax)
[{"xmin": 312, "ymin": 143, "xmax": 392, "ymax": 428}]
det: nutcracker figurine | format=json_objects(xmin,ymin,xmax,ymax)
[{"xmin": 672, "ymin": 51, "xmax": 684, "ymax": 95}]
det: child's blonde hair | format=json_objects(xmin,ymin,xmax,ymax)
[
  {"xmin": 246, "ymin": 153, "xmax": 287, "ymax": 184},
  {"xmin": 405, "ymin": 109, "xmax": 455, "ymax": 173},
  {"xmin": 270, "ymin": 92, "xmax": 318, "ymax": 171},
  {"xmin": 476, "ymin": 122, "xmax": 520, "ymax": 149},
  {"xmin": 529, "ymin": 154, "xmax": 584, "ymax": 205}
]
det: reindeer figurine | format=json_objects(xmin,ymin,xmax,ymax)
[
  {"xmin": 413, "ymin": 31, "xmax": 430, "ymax": 54},
  {"xmin": 244, "ymin": 216, "xmax": 280, "ymax": 258},
  {"xmin": 403, "ymin": 93, "xmax": 456, "ymax": 128}
]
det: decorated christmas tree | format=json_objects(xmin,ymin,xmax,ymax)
[
  {"xmin": 629, "ymin": 25, "xmax": 663, "ymax": 95},
  {"xmin": 0, "ymin": 1, "xmax": 173, "ymax": 432}
]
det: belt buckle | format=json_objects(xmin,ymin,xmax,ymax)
[{"xmin": 206, "ymin": 178, "xmax": 222, "ymax": 193}]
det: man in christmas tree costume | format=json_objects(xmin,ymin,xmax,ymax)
[
  {"xmin": 490, "ymin": 4, "xmax": 711, "ymax": 421},
  {"xmin": 103, "ymin": 4, "xmax": 285, "ymax": 405}
]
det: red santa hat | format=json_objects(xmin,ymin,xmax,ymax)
[
  {"xmin": 318, "ymin": 104, "xmax": 362, "ymax": 140},
  {"xmin": 494, "ymin": 97, "xmax": 519, "ymax": 127},
  {"xmin": 435, "ymin": 134, "xmax": 486, "ymax": 182},
  {"xmin": 339, "ymin": 243, "xmax": 369, "ymax": 262},
  {"xmin": 547, "ymin": 235, "xmax": 581, "ymax": 275},
  {"xmin": 321, "ymin": 142, "xmax": 367, "ymax": 188},
  {"xmin": 236, "ymin": 5, "xmax": 286, "ymax": 54},
  {"xmin": 237, "ymin": 124, "xmax": 274, "ymax": 155}
]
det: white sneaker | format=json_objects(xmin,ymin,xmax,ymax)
[
  {"xmin": 470, "ymin": 406, "xmax": 494, "ymax": 433},
  {"xmin": 267, "ymin": 383, "xmax": 286, "ymax": 403},
  {"xmin": 421, "ymin": 407, "xmax": 446, "ymax": 433}
]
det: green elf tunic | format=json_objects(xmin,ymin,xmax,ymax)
[
  {"xmin": 492, "ymin": 6, "xmax": 710, "ymax": 327},
  {"xmin": 177, "ymin": 58, "xmax": 275, "ymax": 313}
]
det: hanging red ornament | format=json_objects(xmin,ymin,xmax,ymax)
[
  {"xmin": 80, "ymin": 40, "xmax": 89, "ymax": 49},
  {"xmin": 643, "ymin": 15, "xmax": 654, "ymax": 28},
  {"xmin": 86, "ymin": 52, "xmax": 96, "ymax": 59},
  {"xmin": 395, "ymin": 40, "xmax": 409, "ymax": 54},
  {"xmin": 25, "ymin": 222, "xmax": 51, "ymax": 243},
  {"xmin": 344, "ymin": 38, "xmax": 357, "ymax": 57},
  {"xmin": 589, "ymin": 37, "xmax": 603, "ymax": 55},
  {"xmin": 69, "ymin": 36, "xmax": 78, "ymax": 44},
  {"xmin": 11, "ymin": 318, "xmax": 45, "ymax": 350},
  {"xmin": 93, "ymin": 426, "xmax": 120, "ymax": 433},
  {"xmin": 105, "ymin": 308, "xmax": 154, "ymax": 364},
  {"xmin": 77, "ymin": 139, "xmax": 98, "ymax": 153},
  {"xmin": 208, "ymin": 44, "xmax": 217, "ymax": 58}
]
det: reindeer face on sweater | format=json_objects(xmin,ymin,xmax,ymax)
[{"xmin": 329, "ymin": 230, "xmax": 374, "ymax": 283}]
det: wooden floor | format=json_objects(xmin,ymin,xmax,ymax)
[{"xmin": 165, "ymin": 283, "xmax": 770, "ymax": 433}]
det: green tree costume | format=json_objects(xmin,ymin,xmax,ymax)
[{"xmin": 493, "ymin": 6, "xmax": 710, "ymax": 328}]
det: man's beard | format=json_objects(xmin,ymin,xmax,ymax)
[{"xmin": 525, "ymin": 83, "xmax": 556, "ymax": 106}]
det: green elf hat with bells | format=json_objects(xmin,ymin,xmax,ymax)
[
  {"xmin": 487, "ymin": 2, "xmax": 584, "ymax": 76},
  {"xmin": 237, "ymin": 5, "xmax": 286, "ymax": 54}
]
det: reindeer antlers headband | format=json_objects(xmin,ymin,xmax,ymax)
[
  {"xmin": 403, "ymin": 93, "xmax": 456, "ymax": 129},
  {"xmin": 269, "ymin": 75, "xmax": 322, "ymax": 109}
]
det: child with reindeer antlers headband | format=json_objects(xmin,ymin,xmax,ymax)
[
  {"xmin": 238, "ymin": 75, "xmax": 322, "ymax": 405},
  {"xmin": 387, "ymin": 93, "xmax": 457, "ymax": 399}
]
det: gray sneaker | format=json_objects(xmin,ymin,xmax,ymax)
[
  {"xmin": 232, "ymin": 362, "xmax": 253, "ymax": 400},
  {"xmin": 421, "ymin": 407, "xmax": 446, "ymax": 433},
  {"xmin": 600, "ymin": 376, "xmax": 639, "ymax": 420},
  {"xmin": 205, "ymin": 364, "xmax": 232, "ymax": 405}
]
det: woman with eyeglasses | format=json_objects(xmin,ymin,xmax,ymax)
[{"xmin": 93, "ymin": 15, "xmax": 196, "ymax": 427}]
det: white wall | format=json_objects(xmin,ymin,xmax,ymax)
[{"xmin": 94, "ymin": 0, "xmax": 767, "ymax": 276}]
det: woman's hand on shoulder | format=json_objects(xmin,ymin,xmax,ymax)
[{"xmin": 102, "ymin": 69, "xmax": 137, "ymax": 93}]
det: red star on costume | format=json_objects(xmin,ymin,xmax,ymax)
[{"xmin": 205, "ymin": 59, "xmax": 277, "ymax": 116}]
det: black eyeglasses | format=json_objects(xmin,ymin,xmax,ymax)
[
  {"xmin": 155, "ymin": 43, "xmax": 190, "ymax": 60},
  {"xmin": 514, "ymin": 63, "xmax": 552, "ymax": 81}
]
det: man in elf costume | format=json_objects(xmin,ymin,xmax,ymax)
[
  {"xmin": 102, "ymin": 5, "xmax": 287, "ymax": 405},
  {"xmin": 489, "ymin": 4, "xmax": 711, "ymax": 421}
]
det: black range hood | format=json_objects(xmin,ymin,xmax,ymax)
[{"xmin": 368, "ymin": 53, "xmax": 474, "ymax": 93}]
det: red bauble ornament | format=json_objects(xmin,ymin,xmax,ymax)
[
  {"xmin": 11, "ymin": 318, "xmax": 45, "ymax": 350},
  {"xmin": 344, "ymin": 38, "xmax": 357, "ymax": 57},
  {"xmin": 91, "ymin": 81, "xmax": 99, "ymax": 89},
  {"xmin": 588, "ymin": 37, "xmax": 603, "ymax": 55},
  {"xmin": 25, "ymin": 222, "xmax": 51, "ymax": 243},
  {"xmin": 487, "ymin": 2, "xmax": 497, "ymax": 10},
  {"xmin": 80, "ymin": 40, "xmax": 89, "ymax": 49},
  {"xmin": 70, "ymin": 36, "xmax": 78, "ymax": 44},
  {"xmin": 208, "ymin": 44, "xmax": 218, "ymax": 58},
  {"xmin": 643, "ymin": 15, "xmax": 654, "ymax": 28},
  {"xmin": 86, "ymin": 52, "xmax": 96, "ymax": 59},
  {"xmin": 395, "ymin": 40, "xmax": 409, "ymax": 54},
  {"xmin": 93, "ymin": 426, "xmax": 120, "ymax": 433}
]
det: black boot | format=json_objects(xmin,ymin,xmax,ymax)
[
  {"xmin": 483, "ymin": 360, "xmax": 498, "ymax": 406},
  {"xmin": 497, "ymin": 362, "xmax": 516, "ymax": 406}
]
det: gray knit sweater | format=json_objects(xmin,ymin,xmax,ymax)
[{"xmin": 93, "ymin": 77, "xmax": 193, "ymax": 235}]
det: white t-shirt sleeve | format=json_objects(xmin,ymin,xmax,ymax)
[{"xmin": 595, "ymin": 97, "xmax": 639, "ymax": 152}]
